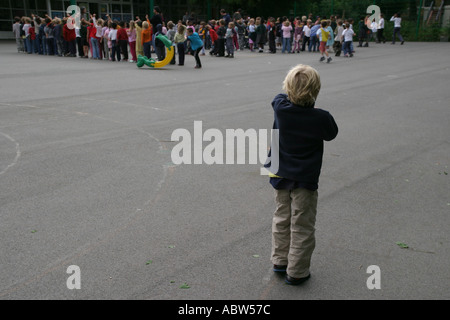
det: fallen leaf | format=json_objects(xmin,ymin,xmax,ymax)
[
  {"xmin": 396, "ymin": 242, "xmax": 409, "ymax": 249},
  {"xmin": 146, "ymin": 260, "xmax": 153, "ymax": 265},
  {"xmin": 180, "ymin": 283, "xmax": 190, "ymax": 289},
  {"xmin": 31, "ymin": 230, "xmax": 37, "ymax": 233},
  {"xmin": 168, "ymin": 245, "xmax": 175, "ymax": 249},
  {"xmin": 252, "ymin": 254, "xmax": 260, "ymax": 258}
]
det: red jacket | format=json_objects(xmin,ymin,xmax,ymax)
[
  {"xmin": 88, "ymin": 25, "xmax": 97, "ymax": 39},
  {"xmin": 117, "ymin": 28, "xmax": 128, "ymax": 41},
  {"xmin": 29, "ymin": 27, "xmax": 36, "ymax": 40},
  {"xmin": 209, "ymin": 28, "xmax": 218, "ymax": 42},
  {"xmin": 63, "ymin": 24, "xmax": 76, "ymax": 41}
]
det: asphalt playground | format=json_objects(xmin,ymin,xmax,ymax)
[{"xmin": 0, "ymin": 40, "xmax": 449, "ymax": 300}]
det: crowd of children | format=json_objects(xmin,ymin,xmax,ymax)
[{"xmin": 12, "ymin": 8, "xmax": 405, "ymax": 66}]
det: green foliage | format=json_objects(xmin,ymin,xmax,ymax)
[{"xmin": 415, "ymin": 22, "xmax": 442, "ymax": 41}]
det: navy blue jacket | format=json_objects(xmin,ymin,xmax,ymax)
[{"xmin": 265, "ymin": 94, "xmax": 338, "ymax": 190}]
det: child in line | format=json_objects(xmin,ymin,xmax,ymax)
[
  {"xmin": 267, "ymin": 64, "xmax": 338, "ymax": 285},
  {"xmin": 13, "ymin": 17, "xmax": 24, "ymax": 53},
  {"xmin": 255, "ymin": 17, "xmax": 266, "ymax": 53},
  {"xmin": 174, "ymin": 24, "xmax": 186, "ymax": 66},
  {"xmin": 268, "ymin": 18, "xmax": 277, "ymax": 54},
  {"xmin": 301, "ymin": 19, "xmax": 311, "ymax": 51},
  {"xmin": 216, "ymin": 19, "xmax": 226, "ymax": 57},
  {"xmin": 44, "ymin": 18, "xmax": 54, "ymax": 56},
  {"xmin": 225, "ymin": 21, "xmax": 235, "ymax": 58},
  {"xmin": 333, "ymin": 20, "xmax": 344, "ymax": 56},
  {"xmin": 198, "ymin": 21, "xmax": 207, "ymax": 55},
  {"xmin": 281, "ymin": 20, "xmax": 292, "ymax": 53},
  {"xmin": 247, "ymin": 18, "xmax": 256, "ymax": 52},
  {"xmin": 39, "ymin": 17, "xmax": 47, "ymax": 55},
  {"xmin": 235, "ymin": 19, "xmax": 246, "ymax": 51},
  {"xmin": 166, "ymin": 21, "xmax": 177, "ymax": 65},
  {"xmin": 63, "ymin": 17, "xmax": 77, "ymax": 57},
  {"xmin": 232, "ymin": 22, "xmax": 239, "ymax": 51},
  {"xmin": 317, "ymin": 20, "xmax": 332, "ymax": 63},
  {"xmin": 207, "ymin": 24, "xmax": 218, "ymax": 56},
  {"xmin": 185, "ymin": 27, "xmax": 203, "ymax": 68},
  {"xmin": 342, "ymin": 23, "xmax": 355, "ymax": 57},
  {"xmin": 53, "ymin": 18, "xmax": 62, "ymax": 56},
  {"xmin": 23, "ymin": 17, "xmax": 32, "ymax": 54},
  {"xmin": 102, "ymin": 21, "xmax": 110, "ymax": 60},
  {"xmin": 127, "ymin": 20, "xmax": 137, "ymax": 62},
  {"xmin": 117, "ymin": 21, "xmax": 128, "ymax": 61},
  {"xmin": 28, "ymin": 21, "xmax": 36, "ymax": 54},
  {"xmin": 108, "ymin": 22, "xmax": 120, "ymax": 61},
  {"xmin": 141, "ymin": 20, "xmax": 152, "ymax": 59},
  {"xmin": 326, "ymin": 19, "xmax": 334, "ymax": 52},
  {"xmin": 292, "ymin": 21, "xmax": 303, "ymax": 53},
  {"xmin": 309, "ymin": 21, "xmax": 320, "ymax": 52}
]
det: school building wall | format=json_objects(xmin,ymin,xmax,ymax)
[{"xmin": 0, "ymin": 0, "xmax": 216, "ymax": 39}]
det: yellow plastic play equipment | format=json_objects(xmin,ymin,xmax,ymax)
[{"xmin": 137, "ymin": 34, "xmax": 174, "ymax": 68}]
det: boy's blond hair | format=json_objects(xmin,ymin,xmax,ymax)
[{"xmin": 283, "ymin": 64, "xmax": 321, "ymax": 105}]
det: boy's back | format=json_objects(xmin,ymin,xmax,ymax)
[{"xmin": 270, "ymin": 93, "xmax": 338, "ymax": 189}]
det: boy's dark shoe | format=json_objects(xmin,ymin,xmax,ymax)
[
  {"xmin": 320, "ymin": 56, "xmax": 325, "ymax": 62},
  {"xmin": 401, "ymin": 41, "xmax": 405, "ymax": 45},
  {"xmin": 273, "ymin": 265, "xmax": 287, "ymax": 273},
  {"xmin": 327, "ymin": 57, "xmax": 332, "ymax": 63},
  {"xmin": 285, "ymin": 274, "xmax": 311, "ymax": 285}
]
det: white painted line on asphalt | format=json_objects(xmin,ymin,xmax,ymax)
[{"xmin": 0, "ymin": 131, "xmax": 21, "ymax": 176}]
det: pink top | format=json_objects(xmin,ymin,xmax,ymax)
[
  {"xmin": 281, "ymin": 25, "xmax": 292, "ymax": 38},
  {"xmin": 128, "ymin": 28, "xmax": 136, "ymax": 42}
]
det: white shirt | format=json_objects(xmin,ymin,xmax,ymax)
[
  {"xmin": 23, "ymin": 23, "xmax": 31, "ymax": 36},
  {"xmin": 390, "ymin": 17, "xmax": 401, "ymax": 28},
  {"xmin": 371, "ymin": 22, "xmax": 378, "ymax": 33},
  {"xmin": 108, "ymin": 29, "xmax": 117, "ymax": 41},
  {"xmin": 342, "ymin": 28, "xmax": 355, "ymax": 42},
  {"xmin": 378, "ymin": 18, "xmax": 385, "ymax": 29},
  {"xmin": 303, "ymin": 25, "xmax": 311, "ymax": 37}
]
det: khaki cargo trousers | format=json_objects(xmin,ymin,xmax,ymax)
[{"xmin": 271, "ymin": 188, "xmax": 318, "ymax": 278}]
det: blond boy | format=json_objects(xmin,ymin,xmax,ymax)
[{"xmin": 266, "ymin": 64, "xmax": 338, "ymax": 285}]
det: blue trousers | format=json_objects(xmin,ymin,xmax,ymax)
[{"xmin": 282, "ymin": 37, "xmax": 291, "ymax": 53}]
